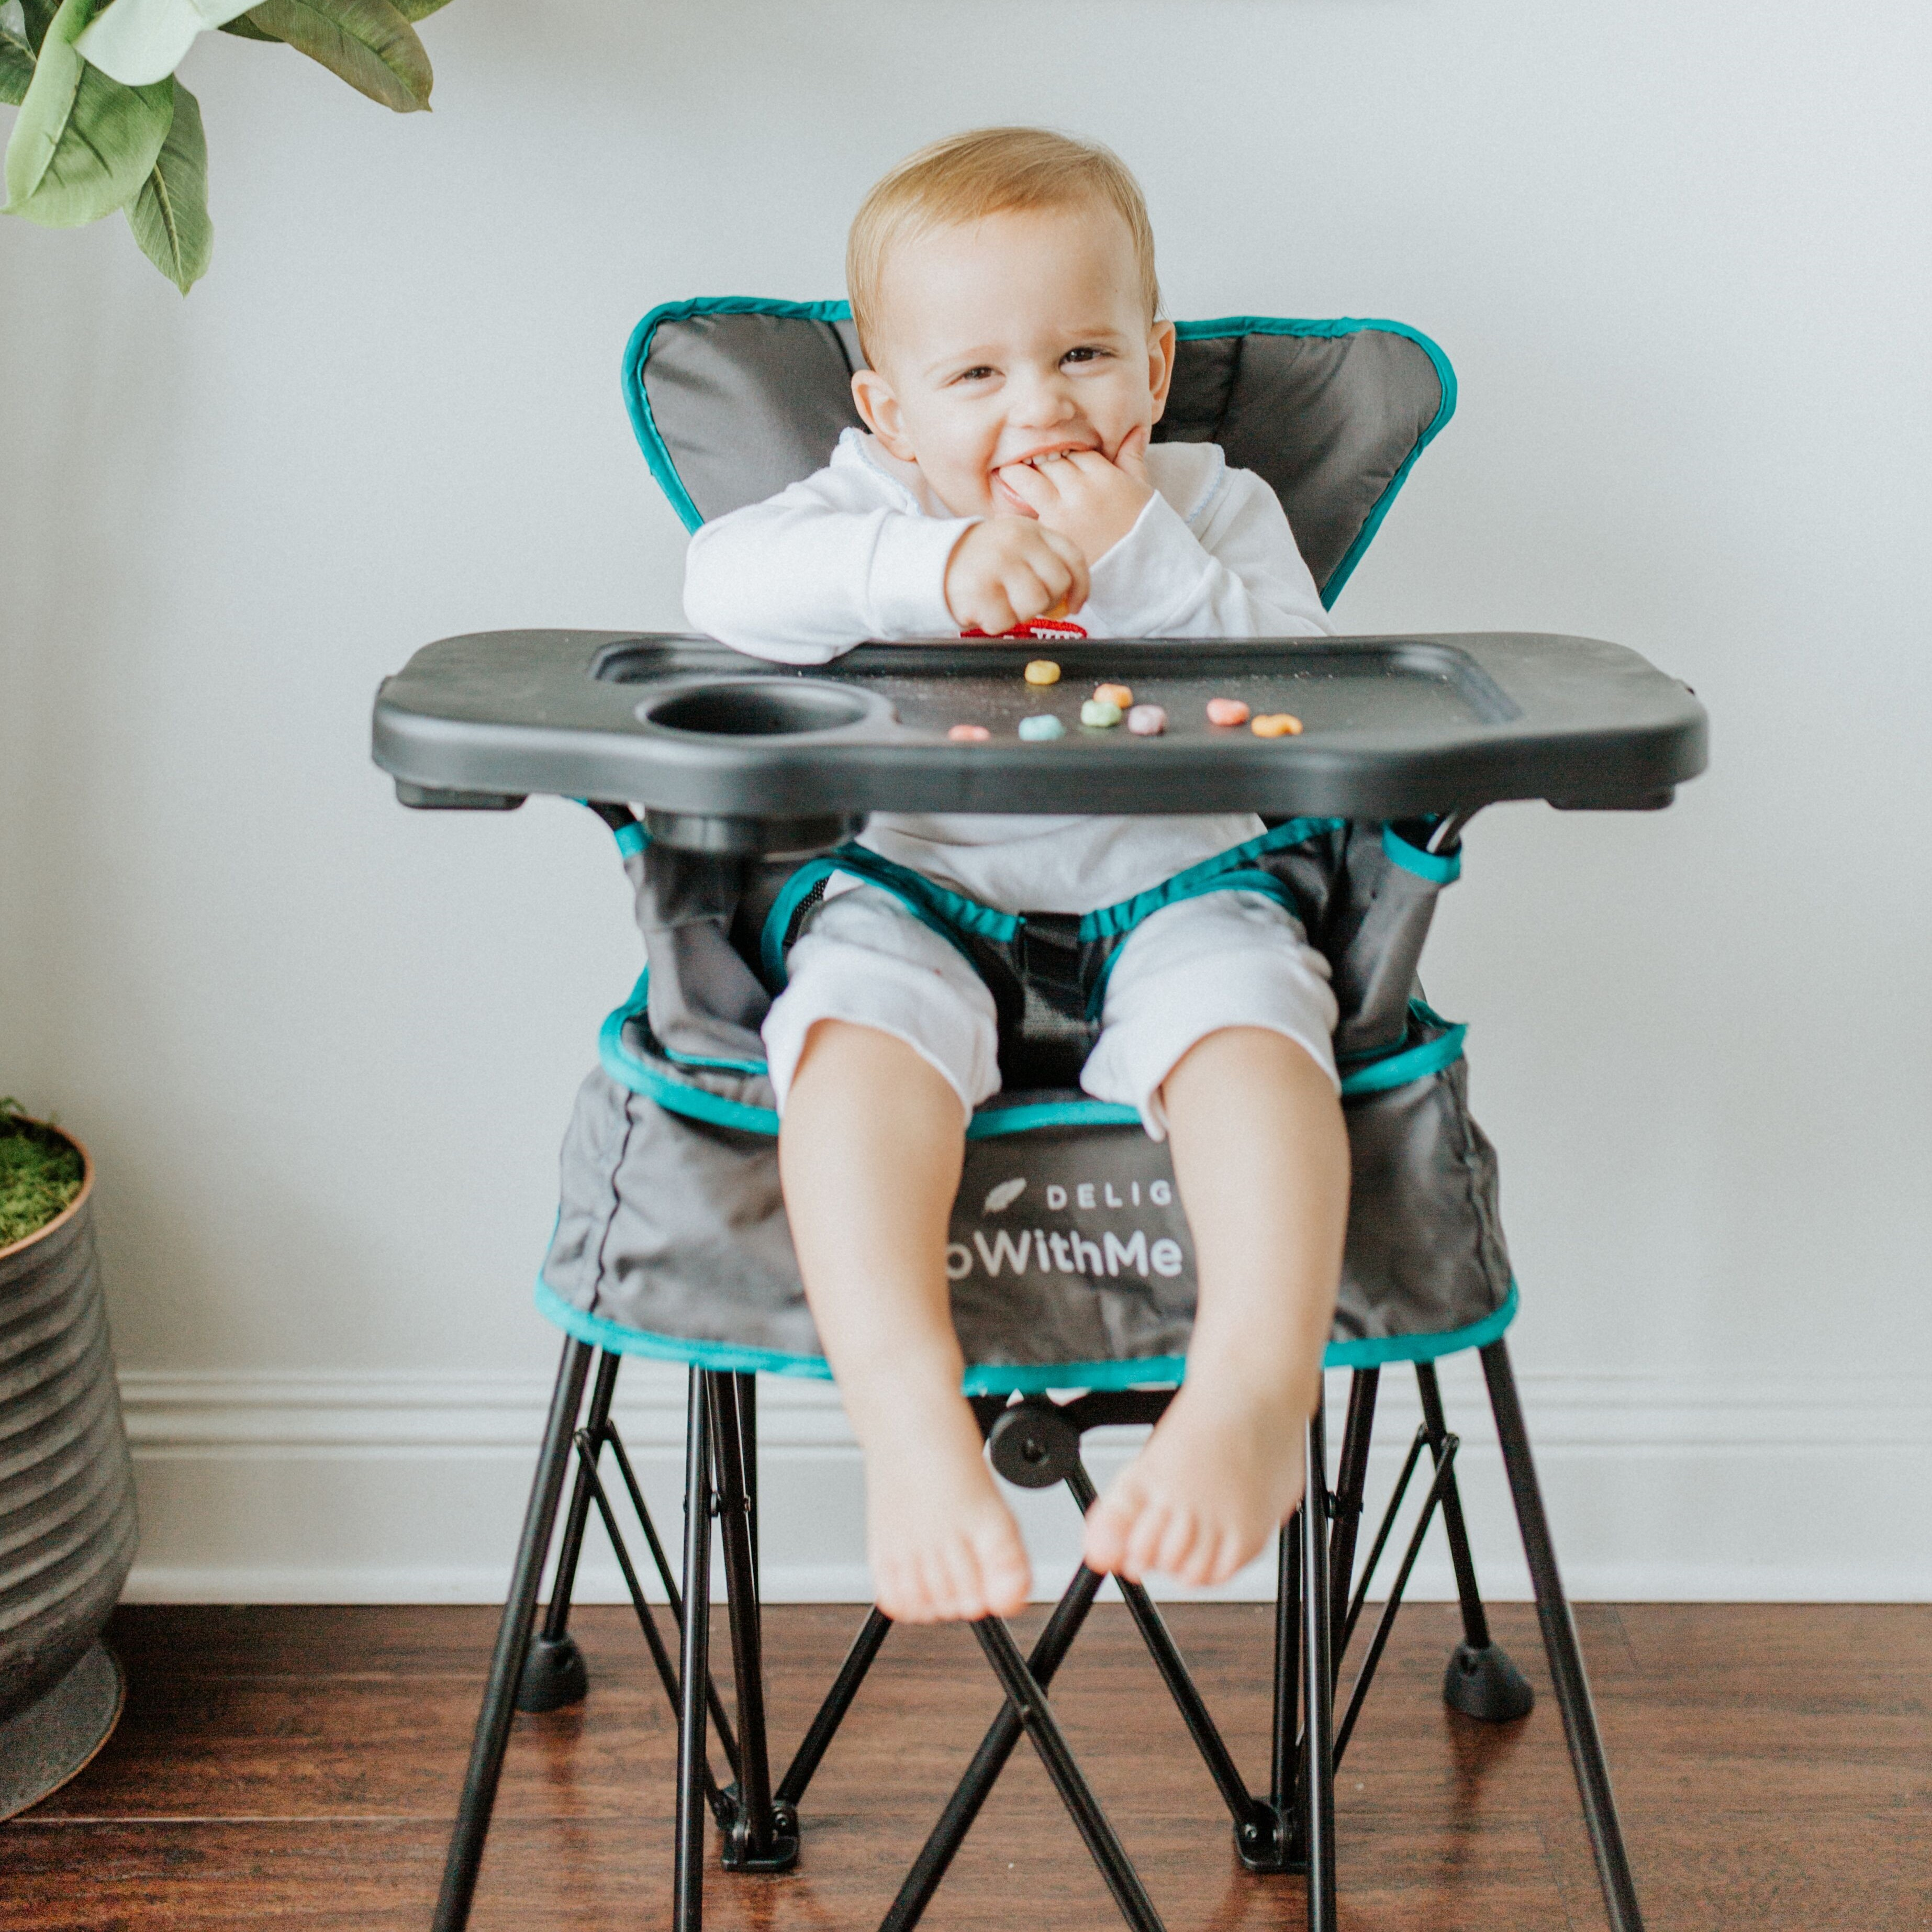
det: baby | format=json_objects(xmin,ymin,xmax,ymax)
[{"xmin": 685, "ymin": 128, "xmax": 1348, "ymax": 1624}]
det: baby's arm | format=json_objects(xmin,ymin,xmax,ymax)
[
  {"xmin": 684, "ymin": 467, "xmax": 1088, "ymax": 662},
  {"xmin": 684, "ymin": 468, "xmax": 974, "ymax": 664}
]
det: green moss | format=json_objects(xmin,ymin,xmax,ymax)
[{"xmin": 0, "ymin": 1103, "xmax": 85, "ymax": 1248}]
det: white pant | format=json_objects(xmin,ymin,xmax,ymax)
[{"xmin": 762, "ymin": 885, "xmax": 1339, "ymax": 1138}]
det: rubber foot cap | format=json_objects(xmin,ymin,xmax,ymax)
[
  {"xmin": 517, "ymin": 1632, "xmax": 588, "ymax": 1712},
  {"xmin": 1443, "ymin": 1641, "xmax": 1535, "ymax": 1723}
]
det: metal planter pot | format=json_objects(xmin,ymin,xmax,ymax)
[{"xmin": 0, "ymin": 1131, "xmax": 137, "ymax": 1818}]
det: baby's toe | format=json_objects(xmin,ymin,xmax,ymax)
[
  {"xmin": 1122, "ymin": 1499, "xmax": 1176, "ymax": 1581},
  {"xmin": 974, "ymin": 1532, "xmax": 1031, "ymax": 1617},
  {"xmin": 1153, "ymin": 1507, "xmax": 1201, "ymax": 1581},
  {"xmin": 1080, "ymin": 1494, "xmax": 1134, "ymax": 1574}
]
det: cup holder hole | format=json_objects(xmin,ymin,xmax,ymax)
[{"xmin": 644, "ymin": 682, "xmax": 872, "ymax": 737}]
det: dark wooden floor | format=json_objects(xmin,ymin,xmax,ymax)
[{"xmin": 2, "ymin": 1601, "xmax": 1926, "ymax": 1929}]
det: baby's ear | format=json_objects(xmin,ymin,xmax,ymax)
[
  {"xmin": 1146, "ymin": 320, "xmax": 1178, "ymax": 422},
  {"xmin": 852, "ymin": 369, "xmax": 917, "ymax": 461}
]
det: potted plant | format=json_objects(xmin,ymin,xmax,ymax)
[{"xmin": 0, "ymin": 1103, "xmax": 136, "ymax": 1818}]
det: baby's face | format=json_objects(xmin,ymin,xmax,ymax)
[{"xmin": 852, "ymin": 203, "xmax": 1176, "ymax": 519}]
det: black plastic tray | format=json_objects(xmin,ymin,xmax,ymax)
[{"xmin": 372, "ymin": 630, "xmax": 1706, "ymax": 847}]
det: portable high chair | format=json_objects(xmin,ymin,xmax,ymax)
[{"xmin": 371, "ymin": 298, "xmax": 1707, "ymax": 1932}]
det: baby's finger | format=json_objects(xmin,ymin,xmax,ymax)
[
  {"xmin": 997, "ymin": 461, "xmax": 1057, "ymax": 512},
  {"xmin": 971, "ymin": 588, "xmax": 1020, "ymax": 635},
  {"xmin": 1000, "ymin": 562, "xmax": 1059, "ymax": 623},
  {"xmin": 1036, "ymin": 526, "xmax": 1091, "ymax": 611},
  {"xmin": 1114, "ymin": 423, "xmax": 1153, "ymax": 479}
]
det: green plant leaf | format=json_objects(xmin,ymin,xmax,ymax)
[
  {"xmin": 217, "ymin": 9, "xmax": 274, "ymax": 35},
  {"xmin": 391, "ymin": 0, "xmax": 451, "ymax": 17},
  {"xmin": 125, "ymin": 73, "xmax": 206, "ymax": 288},
  {"xmin": 0, "ymin": 24, "xmax": 34, "ymax": 103},
  {"xmin": 4, "ymin": 0, "xmax": 174, "ymax": 227},
  {"xmin": 236, "ymin": 0, "xmax": 428, "ymax": 110},
  {"xmin": 20, "ymin": 0, "xmax": 57, "ymax": 50}
]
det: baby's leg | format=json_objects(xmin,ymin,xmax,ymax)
[
  {"xmin": 1075, "ymin": 892, "xmax": 1347, "ymax": 1586},
  {"xmin": 1082, "ymin": 1026, "xmax": 1347, "ymax": 1584},
  {"xmin": 767, "ymin": 890, "xmax": 1026, "ymax": 1622}
]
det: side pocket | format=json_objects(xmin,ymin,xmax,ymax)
[
  {"xmin": 633, "ymin": 843, "xmax": 774, "ymax": 1066},
  {"xmin": 1327, "ymin": 823, "xmax": 1461, "ymax": 1060},
  {"xmin": 1335, "ymin": 1011, "xmax": 1513, "ymax": 1348}
]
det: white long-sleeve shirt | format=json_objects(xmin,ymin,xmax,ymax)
[{"xmin": 683, "ymin": 428, "xmax": 1337, "ymax": 913}]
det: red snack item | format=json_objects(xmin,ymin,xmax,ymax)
[
  {"xmin": 1205, "ymin": 697, "xmax": 1251, "ymax": 727},
  {"xmin": 947, "ymin": 723, "xmax": 992, "ymax": 742},
  {"xmin": 959, "ymin": 617, "xmax": 1089, "ymax": 641}
]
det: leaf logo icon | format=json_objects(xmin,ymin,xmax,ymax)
[{"xmin": 982, "ymin": 1178, "xmax": 1026, "ymax": 1214}]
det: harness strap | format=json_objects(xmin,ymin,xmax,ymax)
[{"xmin": 758, "ymin": 817, "xmax": 1346, "ymax": 1019}]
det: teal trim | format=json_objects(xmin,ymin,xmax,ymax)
[
  {"xmin": 968, "ymin": 1358, "xmax": 1181, "ymax": 1395},
  {"xmin": 759, "ymin": 843, "xmax": 1019, "ymax": 990},
  {"xmin": 1322, "ymin": 1282, "xmax": 1517, "ymax": 1369},
  {"xmin": 1381, "ymin": 823, "xmax": 1460, "ymax": 884},
  {"xmin": 1078, "ymin": 815, "xmax": 1339, "ymax": 943},
  {"xmin": 538, "ymin": 1277, "xmax": 835, "ymax": 1379},
  {"xmin": 965, "ymin": 1099, "xmax": 1142, "ymax": 1138},
  {"xmin": 598, "ymin": 974, "xmax": 781, "ymax": 1134},
  {"xmin": 1079, "ymin": 864, "xmax": 1290, "ymax": 943},
  {"xmin": 760, "ymin": 855, "xmax": 841, "ymax": 987},
  {"xmin": 534, "ymin": 1276, "xmax": 1518, "ymax": 1381},
  {"xmin": 622, "ymin": 297, "xmax": 856, "ymax": 533},
  {"xmin": 625, "ymin": 304, "xmax": 1454, "ymax": 593},
  {"xmin": 1338, "ymin": 1017, "xmax": 1466, "ymax": 1096},
  {"xmin": 1080, "ymin": 866, "xmax": 1294, "ymax": 1018},
  {"xmin": 839, "ymin": 845, "xmax": 1021, "ymax": 944},
  {"xmin": 613, "ymin": 820, "xmax": 648, "ymax": 859},
  {"xmin": 1171, "ymin": 316, "xmax": 1457, "ymax": 607}
]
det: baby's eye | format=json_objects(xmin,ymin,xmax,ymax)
[
  {"xmin": 1062, "ymin": 346, "xmax": 1111, "ymax": 366},
  {"xmin": 952, "ymin": 365, "xmax": 997, "ymax": 384}
]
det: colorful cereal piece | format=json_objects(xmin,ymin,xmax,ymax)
[
  {"xmin": 947, "ymin": 723, "xmax": 991, "ymax": 743},
  {"xmin": 1205, "ymin": 697, "xmax": 1251, "ymax": 727},
  {"xmin": 1024, "ymin": 660, "xmax": 1062, "ymax": 686},
  {"xmin": 1092, "ymin": 682, "xmax": 1134, "ymax": 709},
  {"xmin": 1080, "ymin": 699, "xmax": 1123, "ymax": 728},
  {"xmin": 1018, "ymin": 713, "xmax": 1065, "ymax": 741},
  {"xmin": 1251, "ymin": 712, "xmax": 1304, "ymax": 738},
  {"xmin": 1126, "ymin": 703, "xmax": 1166, "ymax": 736}
]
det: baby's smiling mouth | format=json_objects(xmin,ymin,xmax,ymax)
[{"xmin": 999, "ymin": 439, "xmax": 1098, "ymax": 469}]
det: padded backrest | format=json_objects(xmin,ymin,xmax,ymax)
[{"xmin": 623, "ymin": 298, "xmax": 1454, "ymax": 606}]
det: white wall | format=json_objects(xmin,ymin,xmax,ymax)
[{"xmin": 4, "ymin": 0, "xmax": 1927, "ymax": 1602}]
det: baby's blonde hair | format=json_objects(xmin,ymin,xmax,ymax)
[{"xmin": 847, "ymin": 127, "xmax": 1160, "ymax": 364}]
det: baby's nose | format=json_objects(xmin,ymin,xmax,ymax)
[{"xmin": 1009, "ymin": 372, "xmax": 1078, "ymax": 425}]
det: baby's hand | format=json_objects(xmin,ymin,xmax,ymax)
[
  {"xmin": 944, "ymin": 517, "xmax": 1091, "ymax": 636},
  {"xmin": 997, "ymin": 426, "xmax": 1155, "ymax": 566}
]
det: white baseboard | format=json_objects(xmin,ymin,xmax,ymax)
[{"xmin": 117, "ymin": 1360, "xmax": 1932, "ymax": 1604}]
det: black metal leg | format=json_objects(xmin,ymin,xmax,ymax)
[
  {"xmin": 675, "ymin": 1369, "xmax": 715, "ymax": 1932},
  {"xmin": 433, "ymin": 1337, "xmax": 592, "ymax": 1932},
  {"xmin": 709, "ymin": 1373, "xmax": 794, "ymax": 1871},
  {"xmin": 1417, "ymin": 1360, "xmax": 1535, "ymax": 1723},
  {"xmin": 1414, "ymin": 1362, "xmax": 1491, "ymax": 1649},
  {"xmin": 778, "ymin": 1606, "xmax": 891, "ymax": 1809},
  {"xmin": 517, "ymin": 1349, "xmax": 622, "ymax": 1713},
  {"xmin": 1270, "ymin": 1515, "xmax": 1299, "ymax": 1816},
  {"xmin": 1300, "ymin": 1401, "xmax": 1337, "ymax": 1932},
  {"xmin": 1328, "ymin": 1370, "xmax": 1380, "ymax": 1654},
  {"xmin": 881, "ymin": 1562, "xmax": 1106, "ymax": 1932},
  {"xmin": 972, "ymin": 1617, "xmax": 1167, "ymax": 1932},
  {"xmin": 1482, "ymin": 1341, "xmax": 1644, "ymax": 1932}
]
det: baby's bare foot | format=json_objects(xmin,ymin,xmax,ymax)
[
  {"xmin": 1082, "ymin": 1380, "xmax": 1308, "ymax": 1588},
  {"xmin": 864, "ymin": 1406, "xmax": 1031, "ymax": 1623}
]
